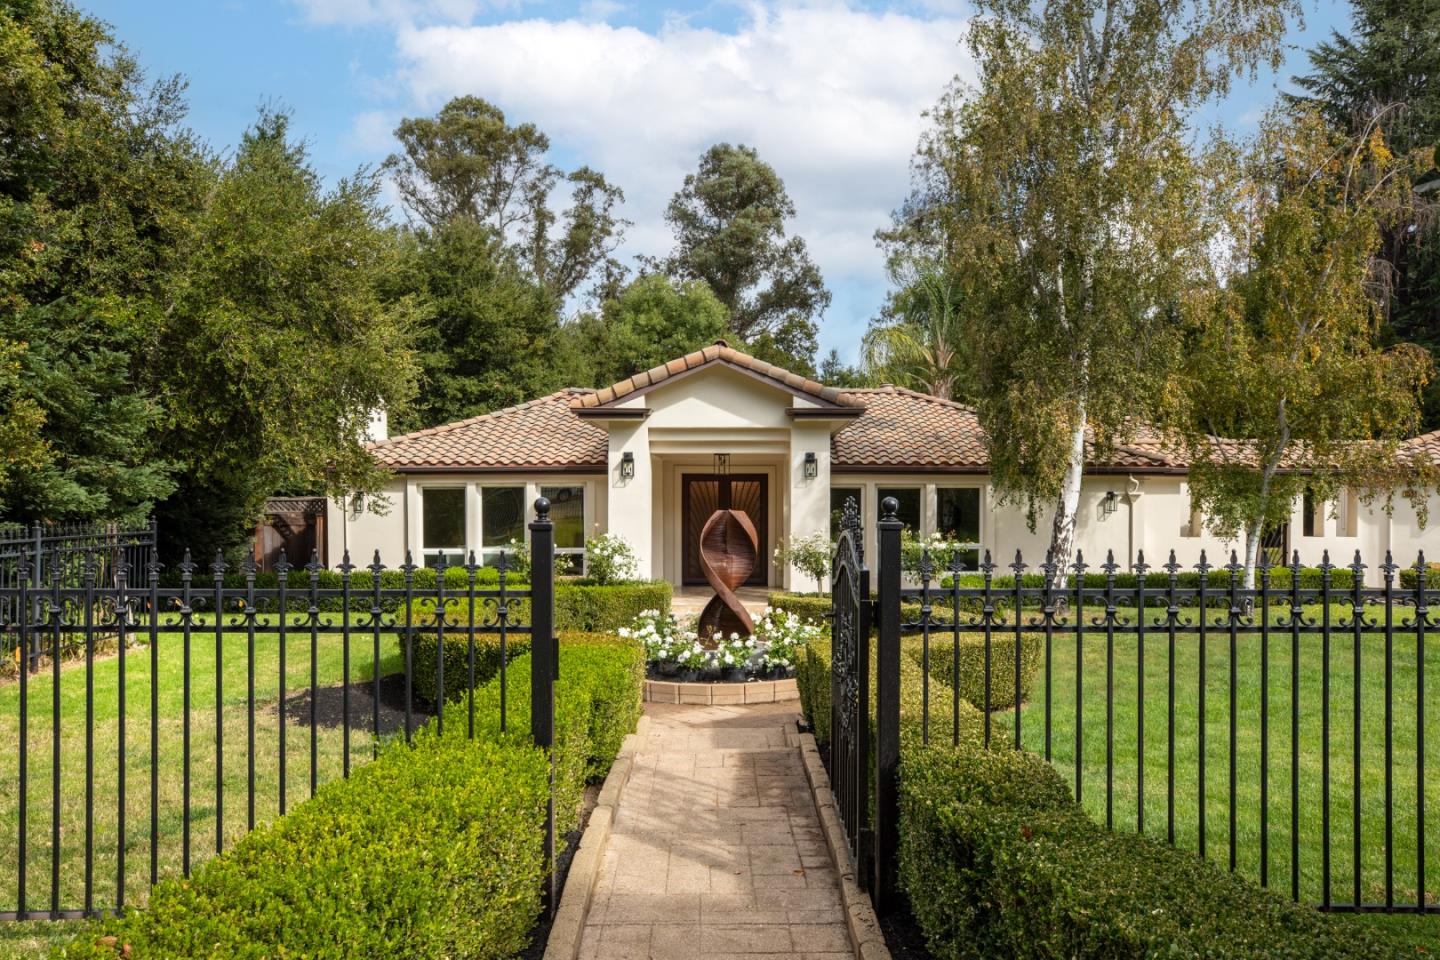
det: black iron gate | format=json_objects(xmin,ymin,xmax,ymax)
[{"xmin": 829, "ymin": 495, "xmax": 902, "ymax": 911}]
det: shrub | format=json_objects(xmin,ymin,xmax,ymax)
[
  {"xmin": 1399, "ymin": 563, "xmax": 1440, "ymax": 590},
  {"xmin": 583, "ymin": 533, "xmax": 638, "ymax": 585},
  {"xmin": 60, "ymin": 731, "xmax": 549, "ymax": 959},
  {"xmin": 773, "ymin": 534, "xmax": 832, "ymax": 594},
  {"xmin": 410, "ymin": 581, "xmax": 670, "ymax": 704},
  {"xmin": 899, "ymin": 743, "xmax": 1389, "ymax": 960},
  {"xmin": 797, "ymin": 636, "xmax": 984, "ymax": 750},
  {"xmin": 908, "ymin": 633, "xmax": 1042, "ymax": 712},
  {"xmin": 438, "ymin": 634, "xmax": 645, "ymax": 835}
]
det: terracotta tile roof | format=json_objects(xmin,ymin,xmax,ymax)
[
  {"xmin": 829, "ymin": 388, "xmax": 1178, "ymax": 471},
  {"xmin": 367, "ymin": 389, "xmax": 607, "ymax": 469},
  {"xmin": 571, "ymin": 341, "xmax": 851, "ymax": 409},
  {"xmin": 1405, "ymin": 429, "xmax": 1440, "ymax": 462}
]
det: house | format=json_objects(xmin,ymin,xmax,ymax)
[{"xmin": 327, "ymin": 342, "xmax": 1439, "ymax": 587}]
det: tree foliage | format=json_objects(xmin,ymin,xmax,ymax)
[
  {"xmin": 656, "ymin": 144, "xmax": 829, "ymax": 371},
  {"xmin": 884, "ymin": 0, "xmax": 1295, "ymax": 575},
  {"xmin": 385, "ymin": 96, "xmax": 628, "ymax": 301},
  {"xmin": 154, "ymin": 111, "xmax": 421, "ymax": 559},
  {"xmin": 568, "ymin": 274, "xmax": 728, "ymax": 388},
  {"xmin": 0, "ymin": 0, "xmax": 209, "ymax": 525},
  {"xmin": 1177, "ymin": 111, "xmax": 1435, "ymax": 584},
  {"xmin": 862, "ymin": 261, "xmax": 970, "ymax": 401},
  {"xmin": 1291, "ymin": 0, "xmax": 1440, "ymax": 428},
  {"xmin": 390, "ymin": 218, "xmax": 566, "ymax": 431}
]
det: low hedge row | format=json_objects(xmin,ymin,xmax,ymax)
[
  {"xmin": 59, "ymin": 731, "xmax": 550, "ymax": 959},
  {"xmin": 410, "ymin": 581, "xmax": 670, "ymax": 704},
  {"xmin": 1399, "ymin": 565, "xmax": 1440, "ymax": 590},
  {"xmin": 61, "ymin": 633, "xmax": 646, "ymax": 959},
  {"xmin": 899, "ymin": 743, "xmax": 1390, "ymax": 959},
  {"xmin": 908, "ymin": 633, "xmax": 1042, "ymax": 712},
  {"xmin": 796, "ymin": 635, "xmax": 985, "ymax": 749}
]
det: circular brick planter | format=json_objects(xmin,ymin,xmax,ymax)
[{"xmin": 643, "ymin": 677, "xmax": 798, "ymax": 705}]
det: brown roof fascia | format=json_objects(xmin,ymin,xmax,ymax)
[
  {"xmin": 574, "ymin": 407, "xmax": 651, "ymax": 420},
  {"xmin": 587, "ymin": 356, "xmax": 855, "ymax": 410},
  {"xmin": 396, "ymin": 463, "xmax": 607, "ymax": 475},
  {"xmin": 787, "ymin": 407, "xmax": 863, "ymax": 420}
]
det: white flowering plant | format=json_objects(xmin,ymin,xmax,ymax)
[
  {"xmin": 674, "ymin": 640, "xmax": 709, "ymax": 671},
  {"xmin": 751, "ymin": 608, "xmax": 823, "ymax": 670},
  {"xmin": 773, "ymin": 533, "xmax": 831, "ymax": 594},
  {"xmin": 900, "ymin": 529, "xmax": 976, "ymax": 578},
  {"xmin": 619, "ymin": 609, "xmax": 693, "ymax": 663},
  {"xmin": 584, "ymin": 532, "xmax": 638, "ymax": 585},
  {"xmin": 714, "ymin": 633, "xmax": 759, "ymax": 671}
]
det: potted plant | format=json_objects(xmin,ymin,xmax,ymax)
[
  {"xmin": 676, "ymin": 641, "xmax": 708, "ymax": 683},
  {"xmin": 715, "ymin": 635, "xmax": 753, "ymax": 682}
]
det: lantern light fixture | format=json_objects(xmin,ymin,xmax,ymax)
[
  {"xmin": 620, "ymin": 451, "xmax": 636, "ymax": 480},
  {"xmin": 803, "ymin": 451, "xmax": 818, "ymax": 479}
]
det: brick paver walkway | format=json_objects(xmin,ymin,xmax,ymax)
[{"xmin": 580, "ymin": 702, "xmax": 853, "ymax": 959}]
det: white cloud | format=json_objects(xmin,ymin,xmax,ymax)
[
  {"xmin": 295, "ymin": 0, "xmax": 488, "ymax": 27},
  {"xmin": 369, "ymin": 1, "xmax": 971, "ymax": 350}
]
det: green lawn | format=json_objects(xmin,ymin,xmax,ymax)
[
  {"xmin": 0, "ymin": 616, "xmax": 411, "ymax": 958},
  {"xmin": 958, "ymin": 604, "xmax": 1440, "ymax": 950}
]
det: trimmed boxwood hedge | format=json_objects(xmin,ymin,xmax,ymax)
[
  {"xmin": 796, "ymin": 635, "xmax": 985, "ymax": 749},
  {"xmin": 899, "ymin": 744, "xmax": 1392, "ymax": 959},
  {"xmin": 59, "ymin": 633, "xmax": 646, "ymax": 960},
  {"xmin": 910, "ymin": 633, "xmax": 1041, "ymax": 712},
  {"xmin": 58, "ymin": 731, "xmax": 550, "ymax": 959},
  {"xmin": 410, "ymin": 580, "xmax": 670, "ymax": 704}
]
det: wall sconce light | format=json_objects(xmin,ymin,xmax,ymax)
[
  {"xmin": 620, "ymin": 451, "xmax": 635, "ymax": 480},
  {"xmin": 1100, "ymin": 490, "xmax": 1118, "ymax": 520},
  {"xmin": 713, "ymin": 452, "xmax": 730, "ymax": 476},
  {"xmin": 803, "ymin": 451, "xmax": 818, "ymax": 479}
]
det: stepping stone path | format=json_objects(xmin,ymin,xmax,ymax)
[{"xmin": 581, "ymin": 702, "xmax": 855, "ymax": 960}]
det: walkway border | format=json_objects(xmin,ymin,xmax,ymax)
[
  {"xmin": 543, "ymin": 715, "xmax": 649, "ymax": 960},
  {"xmin": 799, "ymin": 730, "xmax": 892, "ymax": 960}
]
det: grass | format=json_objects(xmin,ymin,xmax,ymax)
[
  {"xmin": 933, "ymin": 604, "xmax": 1440, "ymax": 951},
  {"xmin": 0, "ymin": 615, "xmax": 412, "ymax": 958}
]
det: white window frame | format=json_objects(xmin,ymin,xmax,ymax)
[
  {"xmin": 477, "ymin": 483, "xmax": 528, "ymax": 570},
  {"xmin": 540, "ymin": 483, "xmax": 588, "ymax": 575},
  {"xmin": 418, "ymin": 485, "xmax": 468, "ymax": 569},
  {"xmin": 933, "ymin": 484, "xmax": 985, "ymax": 570}
]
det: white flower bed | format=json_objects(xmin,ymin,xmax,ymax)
[{"xmin": 620, "ymin": 607, "xmax": 822, "ymax": 680}]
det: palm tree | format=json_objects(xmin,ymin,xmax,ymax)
[{"xmin": 862, "ymin": 262, "xmax": 968, "ymax": 401}]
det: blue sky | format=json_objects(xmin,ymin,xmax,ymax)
[{"xmin": 86, "ymin": 0, "xmax": 1353, "ymax": 365}]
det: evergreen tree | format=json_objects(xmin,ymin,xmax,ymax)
[
  {"xmin": 1291, "ymin": 0, "xmax": 1440, "ymax": 426},
  {"xmin": 656, "ymin": 144, "xmax": 830, "ymax": 372}
]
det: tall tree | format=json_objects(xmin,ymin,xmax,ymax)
[
  {"xmin": 385, "ymin": 96, "xmax": 627, "ymax": 301},
  {"xmin": 884, "ymin": 0, "xmax": 1295, "ymax": 577},
  {"xmin": 570, "ymin": 274, "xmax": 729, "ymax": 388},
  {"xmin": 390, "ymin": 218, "xmax": 566, "ymax": 431},
  {"xmin": 862, "ymin": 261, "xmax": 969, "ymax": 401},
  {"xmin": 0, "ymin": 0, "xmax": 209, "ymax": 524},
  {"xmin": 1291, "ymin": 0, "xmax": 1440, "ymax": 427},
  {"xmin": 657, "ymin": 144, "xmax": 829, "ymax": 371},
  {"xmin": 1178, "ymin": 111, "xmax": 1434, "ymax": 586},
  {"xmin": 154, "ymin": 111, "xmax": 421, "ymax": 560}
]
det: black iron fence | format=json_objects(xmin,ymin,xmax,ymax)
[
  {"xmin": 0, "ymin": 521, "xmax": 156, "ymax": 669},
  {"xmin": 0, "ymin": 501, "xmax": 558, "ymax": 922},
  {"xmin": 835, "ymin": 496, "xmax": 1439, "ymax": 916}
]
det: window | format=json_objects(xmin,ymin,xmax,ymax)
[
  {"xmin": 541, "ymin": 485, "xmax": 585, "ymax": 575},
  {"xmin": 480, "ymin": 486, "xmax": 525, "ymax": 568},
  {"xmin": 830, "ymin": 486, "xmax": 863, "ymax": 539},
  {"xmin": 877, "ymin": 487, "xmax": 921, "ymax": 532},
  {"xmin": 936, "ymin": 487, "xmax": 982, "ymax": 569},
  {"xmin": 421, "ymin": 488, "xmax": 466, "ymax": 569},
  {"xmin": 1337, "ymin": 487, "xmax": 1359, "ymax": 538},
  {"xmin": 1302, "ymin": 488, "xmax": 1323, "ymax": 538}
]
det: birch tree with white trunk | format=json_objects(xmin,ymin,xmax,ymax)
[
  {"xmin": 1177, "ymin": 111, "xmax": 1435, "ymax": 588},
  {"xmin": 882, "ymin": 0, "xmax": 1299, "ymax": 583}
]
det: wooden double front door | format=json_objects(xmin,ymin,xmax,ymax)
[{"xmin": 682, "ymin": 474, "xmax": 768, "ymax": 586}]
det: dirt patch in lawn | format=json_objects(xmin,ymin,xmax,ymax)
[{"xmin": 279, "ymin": 672, "xmax": 434, "ymax": 735}]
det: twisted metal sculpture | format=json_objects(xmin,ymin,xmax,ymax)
[{"xmin": 697, "ymin": 508, "xmax": 759, "ymax": 640}]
